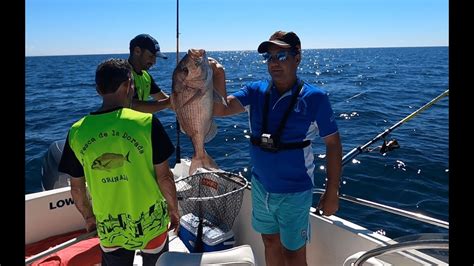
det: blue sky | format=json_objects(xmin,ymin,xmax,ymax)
[{"xmin": 25, "ymin": 0, "xmax": 448, "ymax": 56}]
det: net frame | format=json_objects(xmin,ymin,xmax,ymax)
[
  {"xmin": 175, "ymin": 171, "xmax": 249, "ymax": 232},
  {"xmin": 175, "ymin": 171, "xmax": 249, "ymax": 201}
]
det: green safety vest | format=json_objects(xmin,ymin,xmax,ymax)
[
  {"xmin": 132, "ymin": 70, "xmax": 152, "ymax": 101},
  {"xmin": 68, "ymin": 108, "xmax": 169, "ymax": 250}
]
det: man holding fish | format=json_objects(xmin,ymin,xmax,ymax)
[
  {"xmin": 128, "ymin": 34, "xmax": 172, "ymax": 114},
  {"xmin": 212, "ymin": 30, "xmax": 343, "ymax": 266}
]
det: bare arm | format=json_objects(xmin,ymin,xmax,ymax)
[
  {"xmin": 214, "ymin": 95, "xmax": 246, "ymax": 116},
  {"xmin": 70, "ymin": 177, "xmax": 96, "ymax": 232},
  {"xmin": 316, "ymin": 132, "xmax": 342, "ymax": 216},
  {"xmin": 208, "ymin": 58, "xmax": 246, "ymax": 116},
  {"xmin": 209, "ymin": 57, "xmax": 227, "ymax": 105},
  {"xmin": 153, "ymin": 90, "xmax": 169, "ymax": 100},
  {"xmin": 132, "ymin": 91, "xmax": 171, "ymax": 114},
  {"xmin": 155, "ymin": 160, "xmax": 180, "ymax": 233}
]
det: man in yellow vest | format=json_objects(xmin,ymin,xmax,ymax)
[
  {"xmin": 59, "ymin": 58, "xmax": 179, "ymax": 265},
  {"xmin": 128, "ymin": 34, "xmax": 171, "ymax": 113}
]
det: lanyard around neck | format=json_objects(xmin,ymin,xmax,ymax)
[{"xmin": 261, "ymin": 80, "xmax": 304, "ymax": 138}]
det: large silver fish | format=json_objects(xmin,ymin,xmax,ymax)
[{"xmin": 171, "ymin": 49, "xmax": 225, "ymax": 175}]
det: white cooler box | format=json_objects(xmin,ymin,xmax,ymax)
[{"xmin": 178, "ymin": 213, "xmax": 235, "ymax": 252}]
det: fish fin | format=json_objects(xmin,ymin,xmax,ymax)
[
  {"xmin": 177, "ymin": 89, "xmax": 205, "ymax": 111},
  {"xmin": 204, "ymin": 120, "xmax": 218, "ymax": 143},
  {"xmin": 213, "ymin": 89, "xmax": 228, "ymax": 107}
]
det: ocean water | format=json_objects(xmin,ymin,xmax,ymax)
[{"xmin": 25, "ymin": 47, "xmax": 449, "ymax": 239}]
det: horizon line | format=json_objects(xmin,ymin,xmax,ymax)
[{"xmin": 26, "ymin": 45, "xmax": 448, "ymax": 58}]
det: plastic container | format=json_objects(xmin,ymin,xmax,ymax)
[{"xmin": 178, "ymin": 213, "xmax": 235, "ymax": 252}]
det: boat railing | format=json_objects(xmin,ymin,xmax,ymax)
[
  {"xmin": 312, "ymin": 188, "xmax": 449, "ymax": 229},
  {"xmin": 352, "ymin": 239, "xmax": 449, "ymax": 266}
]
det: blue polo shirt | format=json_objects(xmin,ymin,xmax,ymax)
[{"xmin": 232, "ymin": 79, "xmax": 338, "ymax": 193}]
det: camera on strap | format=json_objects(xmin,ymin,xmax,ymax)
[{"xmin": 259, "ymin": 133, "xmax": 279, "ymax": 152}]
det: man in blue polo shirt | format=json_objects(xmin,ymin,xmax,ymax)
[{"xmin": 213, "ymin": 30, "xmax": 342, "ymax": 265}]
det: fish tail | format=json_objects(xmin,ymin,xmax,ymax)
[
  {"xmin": 189, "ymin": 151, "xmax": 219, "ymax": 175},
  {"xmin": 125, "ymin": 151, "xmax": 131, "ymax": 163}
]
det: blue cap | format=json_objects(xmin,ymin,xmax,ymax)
[{"xmin": 129, "ymin": 34, "xmax": 168, "ymax": 59}]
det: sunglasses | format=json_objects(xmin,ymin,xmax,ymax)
[{"xmin": 262, "ymin": 50, "xmax": 298, "ymax": 63}]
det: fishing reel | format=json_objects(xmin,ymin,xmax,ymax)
[{"xmin": 379, "ymin": 138, "xmax": 400, "ymax": 154}]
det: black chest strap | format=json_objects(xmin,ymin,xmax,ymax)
[
  {"xmin": 251, "ymin": 80, "xmax": 310, "ymax": 151},
  {"xmin": 250, "ymin": 137, "xmax": 310, "ymax": 149}
]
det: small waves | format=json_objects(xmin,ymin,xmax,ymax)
[{"xmin": 26, "ymin": 47, "xmax": 449, "ymax": 239}]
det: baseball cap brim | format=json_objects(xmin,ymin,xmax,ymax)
[
  {"xmin": 257, "ymin": 40, "xmax": 291, "ymax": 53},
  {"xmin": 156, "ymin": 51, "xmax": 168, "ymax": 59}
]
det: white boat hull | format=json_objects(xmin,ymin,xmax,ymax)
[{"xmin": 25, "ymin": 159, "xmax": 447, "ymax": 265}]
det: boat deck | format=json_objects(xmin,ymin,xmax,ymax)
[
  {"xmin": 26, "ymin": 159, "xmax": 448, "ymax": 265},
  {"xmin": 132, "ymin": 232, "xmax": 189, "ymax": 265}
]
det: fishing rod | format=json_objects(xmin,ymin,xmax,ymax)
[
  {"xmin": 175, "ymin": 0, "xmax": 181, "ymax": 163},
  {"xmin": 341, "ymin": 89, "xmax": 449, "ymax": 166},
  {"xmin": 25, "ymin": 230, "xmax": 97, "ymax": 265},
  {"xmin": 311, "ymin": 89, "xmax": 449, "ymax": 225}
]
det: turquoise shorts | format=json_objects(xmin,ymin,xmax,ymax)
[{"xmin": 251, "ymin": 177, "xmax": 313, "ymax": 251}]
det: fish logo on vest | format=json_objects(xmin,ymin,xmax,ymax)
[{"xmin": 92, "ymin": 151, "xmax": 131, "ymax": 171}]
